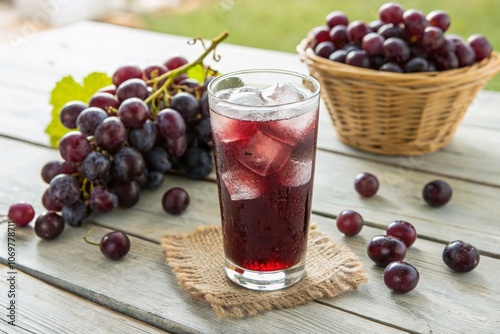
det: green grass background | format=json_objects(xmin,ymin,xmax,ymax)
[{"xmin": 141, "ymin": 0, "xmax": 500, "ymax": 90}]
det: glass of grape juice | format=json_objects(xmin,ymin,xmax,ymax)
[{"xmin": 207, "ymin": 69, "xmax": 321, "ymax": 290}]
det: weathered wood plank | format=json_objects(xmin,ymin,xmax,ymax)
[
  {"xmin": 0, "ymin": 264, "xmax": 167, "ymax": 333},
  {"xmin": 0, "ymin": 224, "xmax": 406, "ymax": 334}
]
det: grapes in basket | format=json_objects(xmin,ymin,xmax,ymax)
[{"xmin": 309, "ymin": 3, "xmax": 493, "ymax": 72}]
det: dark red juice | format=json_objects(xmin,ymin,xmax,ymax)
[{"xmin": 210, "ymin": 108, "xmax": 318, "ymax": 271}]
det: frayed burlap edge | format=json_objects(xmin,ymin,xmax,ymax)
[{"xmin": 161, "ymin": 224, "xmax": 367, "ymax": 318}]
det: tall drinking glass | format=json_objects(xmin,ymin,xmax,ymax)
[{"xmin": 208, "ymin": 69, "xmax": 321, "ymax": 291}]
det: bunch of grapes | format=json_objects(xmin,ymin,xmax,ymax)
[
  {"xmin": 311, "ymin": 2, "xmax": 493, "ymax": 72},
  {"xmin": 40, "ymin": 45, "xmax": 221, "ymax": 231}
]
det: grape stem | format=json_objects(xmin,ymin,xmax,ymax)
[
  {"xmin": 144, "ymin": 30, "xmax": 229, "ymax": 106},
  {"xmin": 83, "ymin": 228, "xmax": 100, "ymax": 247}
]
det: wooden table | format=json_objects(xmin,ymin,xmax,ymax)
[{"xmin": 1, "ymin": 21, "xmax": 499, "ymax": 334}]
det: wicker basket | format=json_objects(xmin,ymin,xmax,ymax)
[{"xmin": 297, "ymin": 38, "xmax": 500, "ymax": 155}]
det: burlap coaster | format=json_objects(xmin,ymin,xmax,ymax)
[{"xmin": 160, "ymin": 224, "xmax": 367, "ymax": 318}]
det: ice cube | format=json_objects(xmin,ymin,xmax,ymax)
[
  {"xmin": 222, "ymin": 164, "xmax": 267, "ymax": 201},
  {"xmin": 227, "ymin": 89, "xmax": 266, "ymax": 106},
  {"xmin": 278, "ymin": 159, "xmax": 313, "ymax": 187},
  {"xmin": 237, "ymin": 130, "xmax": 293, "ymax": 177},
  {"xmin": 261, "ymin": 83, "xmax": 305, "ymax": 106},
  {"xmin": 257, "ymin": 109, "xmax": 318, "ymax": 146},
  {"xmin": 210, "ymin": 110, "xmax": 257, "ymax": 143}
]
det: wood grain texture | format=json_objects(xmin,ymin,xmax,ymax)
[{"xmin": 0, "ymin": 264, "xmax": 167, "ymax": 333}]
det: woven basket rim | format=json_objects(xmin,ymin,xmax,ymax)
[{"xmin": 296, "ymin": 37, "xmax": 500, "ymax": 85}]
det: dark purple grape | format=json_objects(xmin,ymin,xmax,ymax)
[
  {"xmin": 326, "ymin": 11, "xmax": 348, "ymax": 29},
  {"xmin": 94, "ymin": 117, "xmax": 127, "ymax": 154},
  {"xmin": 113, "ymin": 180, "xmax": 140, "ymax": 208},
  {"xmin": 362, "ymin": 33, "xmax": 385, "ymax": 56},
  {"xmin": 60, "ymin": 101, "xmax": 87, "ymax": 129},
  {"xmin": 346, "ymin": 21, "xmax": 371, "ymax": 45},
  {"xmin": 178, "ymin": 78, "xmax": 200, "ymax": 89},
  {"xmin": 100, "ymin": 231, "xmax": 131, "ymax": 261},
  {"xmin": 336, "ymin": 210, "xmax": 364, "ymax": 236},
  {"xmin": 170, "ymin": 92, "xmax": 200, "ymax": 123},
  {"xmin": 379, "ymin": 62, "xmax": 403, "ymax": 73},
  {"xmin": 164, "ymin": 55, "xmax": 189, "ymax": 70},
  {"xmin": 377, "ymin": 23, "xmax": 405, "ymax": 40},
  {"xmin": 314, "ymin": 41, "xmax": 335, "ymax": 58},
  {"xmin": 194, "ymin": 117, "xmax": 212, "ymax": 145},
  {"xmin": 116, "ymin": 78, "xmax": 149, "ymax": 102},
  {"xmin": 328, "ymin": 49, "xmax": 348, "ymax": 63},
  {"xmin": 426, "ymin": 10, "xmax": 451, "ymax": 32},
  {"xmin": 156, "ymin": 108, "xmax": 186, "ymax": 140},
  {"xmin": 434, "ymin": 38, "xmax": 456, "ymax": 55},
  {"xmin": 421, "ymin": 27, "xmax": 445, "ymax": 52},
  {"xmin": 384, "ymin": 261, "xmax": 419, "ymax": 293},
  {"xmin": 345, "ymin": 50, "xmax": 371, "ymax": 68},
  {"xmin": 468, "ymin": 34, "xmax": 492, "ymax": 61},
  {"xmin": 62, "ymin": 200, "xmax": 87, "ymax": 227},
  {"xmin": 58, "ymin": 131, "xmax": 92, "ymax": 163},
  {"xmin": 386, "ymin": 220, "xmax": 417, "ymax": 247},
  {"xmin": 42, "ymin": 188, "xmax": 63, "ymax": 212},
  {"xmin": 442, "ymin": 240, "xmax": 480, "ymax": 273},
  {"xmin": 98, "ymin": 85, "xmax": 117, "ymax": 95},
  {"xmin": 379, "ymin": 2, "xmax": 404, "ymax": 25},
  {"xmin": 118, "ymin": 97, "xmax": 150, "ymax": 128},
  {"xmin": 455, "ymin": 42, "xmax": 476, "ymax": 67},
  {"xmin": 199, "ymin": 91, "xmax": 209, "ymax": 118},
  {"xmin": 368, "ymin": 19, "xmax": 384, "ymax": 32},
  {"xmin": 76, "ymin": 107, "xmax": 108, "ymax": 136},
  {"xmin": 34, "ymin": 212, "xmax": 65, "ymax": 240},
  {"xmin": 433, "ymin": 51, "xmax": 459, "ymax": 71},
  {"xmin": 162, "ymin": 187, "xmax": 190, "ymax": 215},
  {"xmin": 129, "ymin": 120, "xmax": 157, "ymax": 152},
  {"xmin": 410, "ymin": 44, "xmax": 429, "ymax": 58},
  {"xmin": 112, "ymin": 65, "xmax": 143, "ymax": 87},
  {"xmin": 404, "ymin": 57, "xmax": 429, "ymax": 73},
  {"xmin": 344, "ymin": 43, "xmax": 361, "ymax": 53},
  {"xmin": 113, "ymin": 147, "xmax": 146, "ymax": 182},
  {"xmin": 403, "ymin": 9, "xmax": 429, "ymax": 43},
  {"xmin": 383, "ymin": 37, "xmax": 410, "ymax": 64},
  {"xmin": 41, "ymin": 160, "xmax": 76, "ymax": 184},
  {"xmin": 367, "ymin": 235, "xmax": 407, "ymax": 267},
  {"xmin": 370, "ymin": 55, "xmax": 385, "ymax": 70},
  {"xmin": 89, "ymin": 92, "xmax": 119, "ymax": 113},
  {"xmin": 49, "ymin": 174, "xmax": 80, "ymax": 206},
  {"xmin": 143, "ymin": 64, "xmax": 168, "ymax": 80},
  {"xmin": 180, "ymin": 147, "xmax": 213, "ymax": 179},
  {"xmin": 89, "ymin": 186, "xmax": 118, "ymax": 213},
  {"xmin": 354, "ymin": 172, "xmax": 379, "ymax": 197},
  {"xmin": 81, "ymin": 152, "xmax": 111, "ymax": 182},
  {"xmin": 147, "ymin": 171, "xmax": 164, "ymax": 189},
  {"xmin": 329, "ymin": 25, "xmax": 348, "ymax": 49},
  {"xmin": 8, "ymin": 202, "xmax": 35, "ymax": 227},
  {"xmin": 422, "ymin": 179, "xmax": 452, "ymax": 207},
  {"xmin": 173, "ymin": 73, "xmax": 189, "ymax": 85},
  {"xmin": 145, "ymin": 146, "xmax": 172, "ymax": 173},
  {"xmin": 165, "ymin": 134, "xmax": 188, "ymax": 158}
]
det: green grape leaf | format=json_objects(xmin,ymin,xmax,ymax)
[
  {"xmin": 45, "ymin": 72, "xmax": 112, "ymax": 148},
  {"xmin": 186, "ymin": 64, "xmax": 218, "ymax": 83}
]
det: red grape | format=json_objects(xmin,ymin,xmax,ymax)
[
  {"xmin": 422, "ymin": 179, "xmax": 452, "ymax": 207},
  {"xmin": 34, "ymin": 212, "xmax": 65, "ymax": 240},
  {"xmin": 58, "ymin": 131, "xmax": 92, "ymax": 164},
  {"xmin": 326, "ymin": 11, "xmax": 348, "ymax": 29},
  {"xmin": 100, "ymin": 231, "xmax": 131, "ymax": 260},
  {"xmin": 314, "ymin": 41, "xmax": 336, "ymax": 58},
  {"xmin": 59, "ymin": 101, "xmax": 87, "ymax": 129},
  {"xmin": 112, "ymin": 65, "xmax": 143, "ymax": 87},
  {"xmin": 162, "ymin": 187, "xmax": 190, "ymax": 215},
  {"xmin": 383, "ymin": 37, "xmax": 410, "ymax": 64},
  {"xmin": 442, "ymin": 240, "xmax": 480, "ymax": 273},
  {"xmin": 384, "ymin": 261, "xmax": 419, "ymax": 293},
  {"xmin": 329, "ymin": 25, "xmax": 348, "ymax": 49},
  {"xmin": 164, "ymin": 55, "xmax": 189, "ymax": 70},
  {"xmin": 89, "ymin": 92, "xmax": 119, "ymax": 113},
  {"xmin": 379, "ymin": 2, "xmax": 404, "ymax": 25},
  {"xmin": 116, "ymin": 78, "xmax": 149, "ymax": 102},
  {"xmin": 7, "ymin": 202, "xmax": 35, "ymax": 227},
  {"xmin": 426, "ymin": 10, "xmax": 451, "ymax": 32},
  {"xmin": 336, "ymin": 210, "xmax": 364, "ymax": 236},
  {"xmin": 367, "ymin": 235, "xmax": 407, "ymax": 267},
  {"xmin": 345, "ymin": 50, "xmax": 371, "ymax": 68},
  {"xmin": 362, "ymin": 33, "xmax": 385, "ymax": 56},
  {"xmin": 118, "ymin": 97, "xmax": 150, "ymax": 128},
  {"xmin": 354, "ymin": 172, "xmax": 379, "ymax": 198},
  {"xmin": 94, "ymin": 117, "xmax": 127, "ymax": 154},
  {"xmin": 468, "ymin": 34, "xmax": 492, "ymax": 61},
  {"xmin": 386, "ymin": 220, "xmax": 417, "ymax": 247},
  {"xmin": 346, "ymin": 21, "xmax": 371, "ymax": 45}
]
